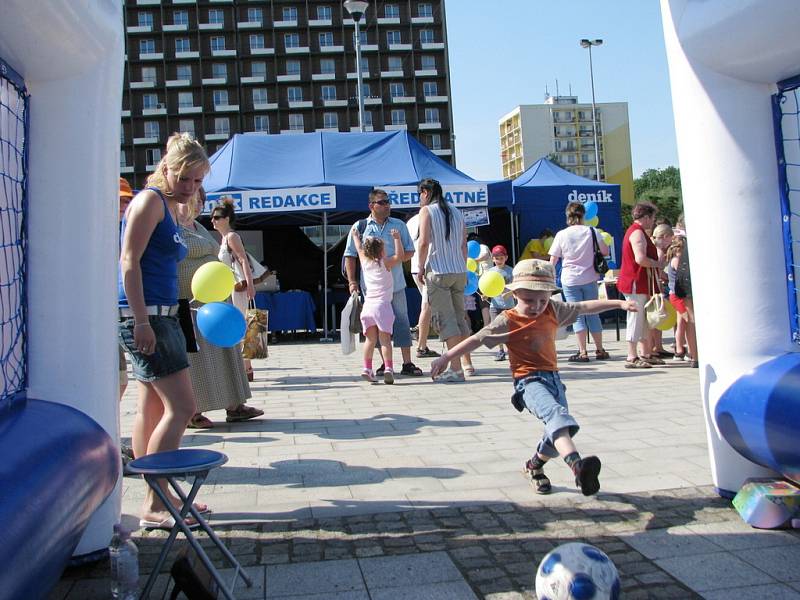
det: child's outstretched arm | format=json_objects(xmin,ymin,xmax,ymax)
[
  {"xmin": 576, "ymin": 298, "xmax": 638, "ymax": 315},
  {"xmin": 430, "ymin": 335, "xmax": 483, "ymax": 378},
  {"xmin": 383, "ymin": 229, "xmax": 404, "ymax": 270},
  {"xmin": 351, "ymin": 225, "xmax": 366, "ymax": 261}
]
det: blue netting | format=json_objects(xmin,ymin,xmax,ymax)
[{"xmin": 0, "ymin": 58, "xmax": 28, "ymax": 409}]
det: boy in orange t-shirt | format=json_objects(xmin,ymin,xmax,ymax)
[{"xmin": 431, "ymin": 259, "xmax": 638, "ymax": 495}]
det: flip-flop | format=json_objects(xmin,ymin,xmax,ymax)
[{"xmin": 139, "ymin": 516, "xmax": 200, "ymax": 531}]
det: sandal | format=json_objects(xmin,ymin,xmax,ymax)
[
  {"xmin": 225, "ymin": 405, "xmax": 264, "ymax": 423},
  {"xmin": 624, "ymin": 358, "xmax": 651, "ymax": 369},
  {"xmin": 567, "ymin": 352, "xmax": 590, "ymax": 363},
  {"xmin": 400, "ymin": 362, "xmax": 424, "ymax": 376},
  {"xmin": 595, "ymin": 350, "xmax": 610, "ymax": 360},
  {"xmin": 246, "ymin": 368, "xmax": 254, "ymax": 382},
  {"xmin": 464, "ymin": 366, "xmax": 476, "ymax": 376},
  {"xmin": 187, "ymin": 413, "xmax": 213, "ymax": 429}
]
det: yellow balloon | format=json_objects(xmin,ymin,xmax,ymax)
[
  {"xmin": 656, "ymin": 300, "xmax": 678, "ymax": 331},
  {"xmin": 542, "ymin": 237, "xmax": 554, "ymax": 252},
  {"xmin": 602, "ymin": 232, "xmax": 613, "ymax": 246},
  {"xmin": 586, "ymin": 216, "xmax": 599, "ymax": 227},
  {"xmin": 478, "ymin": 271, "xmax": 505, "ymax": 298},
  {"xmin": 191, "ymin": 262, "xmax": 235, "ymax": 303},
  {"xmin": 466, "ymin": 258, "xmax": 478, "ymax": 272}
]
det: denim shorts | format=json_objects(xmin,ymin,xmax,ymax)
[
  {"xmin": 390, "ymin": 289, "xmax": 413, "ymax": 348},
  {"xmin": 562, "ymin": 282, "xmax": 602, "ymax": 333},
  {"xmin": 513, "ymin": 371, "xmax": 580, "ymax": 458},
  {"xmin": 118, "ymin": 315, "xmax": 189, "ymax": 382}
]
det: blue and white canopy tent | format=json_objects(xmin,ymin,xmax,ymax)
[
  {"xmin": 512, "ymin": 158, "xmax": 623, "ymax": 263},
  {"xmin": 202, "ymin": 130, "xmax": 514, "ymax": 335}
]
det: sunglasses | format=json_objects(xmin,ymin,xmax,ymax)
[
  {"xmin": 211, "ymin": 214, "xmax": 225, "ymax": 220},
  {"xmin": 370, "ymin": 200, "xmax": 390, "ymax": 206}
]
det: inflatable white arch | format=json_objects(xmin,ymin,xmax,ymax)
[
  {"xmin": 0, "ymin": 0, "xmax": 124, "ymax": 555},
  {"xmin": 661, "ymin": 0, "xmax": 800, "ymax": 495}
]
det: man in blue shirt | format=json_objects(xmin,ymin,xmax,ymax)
[{"xmin": 344, "ymin": 189, "xmax": 423, "ymax": 376}]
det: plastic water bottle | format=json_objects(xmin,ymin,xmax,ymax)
[{"xmin": 109, "ymin": 524, "xmax": 139, "ymax": 600}]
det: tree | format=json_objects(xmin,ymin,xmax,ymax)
[{"xmin": 626, "ymin": 166, "xmax": 684, "ymax": 228}]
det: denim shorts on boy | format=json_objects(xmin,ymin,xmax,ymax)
[
  {"xmin": 512, "ymin": 371, "xmax": 579, "ymax": 459},
  {"xmin": 119, "ymin": 315, "xmax": 189, "ymax": 382}
]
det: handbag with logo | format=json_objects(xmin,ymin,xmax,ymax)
[
  {"xmin": 644, "ymin": 268, "xmax": 669, "ymax": 329},
  {"xmin": 591, "ymin": 227, "xmax": 609, "ymax": 275},
  {"xmin": 242, "ymin": 300, "xmax": 268, "ymax": 360}
]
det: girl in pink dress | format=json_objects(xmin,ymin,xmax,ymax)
[{"xmin": 352, "ymin": 228, "xmax": 404, "ymax": 384}]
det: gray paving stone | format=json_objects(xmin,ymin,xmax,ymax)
[
  {"xmin": 359, "ymin": 551, "xmax": 463, "ymax": 589},
  {"xmin": 733, "ymin": 545, "xmax": 800, "ymax": 583},
  {"xmin": 265, "ymin": 559, "xmax": 365, "ymax": 597},
  {"xmin": 370, "ymin": 581, "xmax": 479, "ymax": 599},
  {"xmin": 686, "ymin": 519, "xmax": 800, "ymax": 551},
  {"xmin": 620, "ymin": 526, "xmax": 722, "ymax": 559},
  {"xmin": 701, "ymin": 583, "xmax": 800, "ymax": 599},
  {"xmin": 656, "ymin": 552, "xmax": 775, "ymax": 592}
]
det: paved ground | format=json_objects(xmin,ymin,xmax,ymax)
[{"xmin": 52, "ymin": 329, "xmax": 800, "ymax": 599}]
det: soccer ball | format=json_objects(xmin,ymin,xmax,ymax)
[{"xmin": 535, "ymin": 542, "xmax": 620, "ymax": 600}]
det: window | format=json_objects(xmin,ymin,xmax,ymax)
[
  {"xmin": 391, "ymin": 109, "xmax": 406, "ymax": 125},
  {"xmin": 120, "ymin": 128, "xmax": 126, "ymax": 144},
  {"xmin": 424, "ymin": 108, "xmax": 439, "ymax": 123},
  {"xmin": 317, "ymin": 5, "xmax": 331, "ymax": 20},
  {"xmin": 356, "ymin": 57, "xmax": 369, "ymax": 73},
  {"xmin": 363, "ymin": 111, "xmax": 373, "ymax": 127},
  {"xmin": 211, "ymin": 63, "xmax": 227, "ymax": 79},
  {"xmin": 213, "ymin": 90, "xmax": 228, "ymax": 106},
  {"xmin": 251, "ymin": 62, "xmax": 267, "ymax": 77},
  {"xmin": 142, "ymin": 93, "xmax": 158, "ymax": 109},
  {"xmin": 254, "ymin": 115, "xmax": 269, "ymax": 132},
  {"xmin": 146, "ymin": 148, "xmax": 161, "ymax": 165},
  {"xmin": 421, "ymin": 55, "xmax": 436, "ymax": 70},
  {"xmin": 173, "ymin": 10, "xmax": 188, "ymax": 25},
  {"xmin": 389, "ymin": 82, "xmax": 405, "ymax": 98},
  {"xmin": 418, "ymin": 3, "xmax": 433, "ymax": 17},
  {"xmin": 284, "ymin": 33, "xmax": 300, "ymax": 48},
  {"xmin": 120, "ymin": 150, "xmax": 127, "ymax": 167},
  {"xmin": 139, "ymin": 39, "xmax": 155, "ymax": 54},
  {"xmin": 179, "ymin": 119, "xmax": 195, "ymax": 136},
  {"xmin": 144, "ymin": 121, "xmax": 159, "ymax": 138},
  {"xmin": 208, "ymin": 9, "xmax": 224, "ymax": 24},
  {"xmin": 141, "ymin": 67, "xmax": 157, "ymax": 83},
  {"xmin": 247, "ymin": 7, "xmax": 262, "ymax": 22},
  {"xmin": 361, "ymin": 83, "xmax": 371, "ymax": 97},
  {"xmin": 353, "ymin": 31, "xmax": 367, "ymax": 45},
  {"xmin": 323, "ymin": 112, "xmax": 338, "ymax": 129},
  {"xmin": 386, "ymin": 31, "xmax": 402, "ymax": 45},
  {"xmin": 289, "ymin": 114, "xmax": 304, "ymax": 131},
  {"xmin": 176, "ymin": 65, "xmax": 191, "ymax": 80},
  {"xmin": 321, "ymin": 85, "xmax": 336, "ymax": 100},
  {"xmin": 138, "ymin": 12, "xmax": 153, "ymax": 27},
  {"xmin": 214, "ymin": 117, "xmax": 230, "ymax": 135},
  {"xmin": 320, "ymin": 59, "xmax": 335, "ymax": 74},
  {"xmin": 282, "ymin": 6, "xmax": 297, "ymax": 21},
  {"xmin": 249, "ymin": 34, "xmax": 265, "ymax": 49},
  {"xmin": 287, "ymin": 87, "xmax": 303, "ymax": 102},
  {"xmin": 210, "ymin": 36, "xmax": 226, "ymax": 51},
  {"xmin": 385, "ymin": 4, "xmax": 399, "ymax": 17},
  {"xmin": 423, "ymin": 81, "xmax": 438, "ymax": 97},
  {"xmin": 175, "ymin": 38, "xmax": 191, "ymax": 53},
  {"xmin": 319, "ymin": 32, "xmax": 334, "ymax": 47},
  {"xmin": 286, "ymin": 60, "xmax": 301, "ymax": 75},
  {"xmin": 178, "ymin": 92, "xmax": 193, "ymax": 108},
  {"xmin": 388, "ymin": 56, "xmax": 402, "ymax": 71},
  {"xmin": 419, "ymin": 29, "xmax": 434, "ymax": 44},
  {"xmin": 428, "ymin": 133, "xmax": 442, "ymax": 150},
  {"xmin": 252, "ymin": 88, "xmax": 268, "ymax": 104}
]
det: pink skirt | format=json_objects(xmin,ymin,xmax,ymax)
[{"xmin": 360, "ymin": 299, "xmax": 395, "ymax": 334}]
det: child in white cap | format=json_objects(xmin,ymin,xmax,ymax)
[{"xmin": 431, "ymin": 259, "xmax": 638, "ymax": 495}]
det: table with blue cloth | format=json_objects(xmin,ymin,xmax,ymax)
[{"xmin": 254, "ymin": 291, "xmax": 317, "ymax": 333}]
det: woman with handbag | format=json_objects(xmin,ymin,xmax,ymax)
[
  {"xmin": 176, "ymin": 189, "xmax": 263, "ymax": 428},
  {"xmin": 549, "ymin": 202, "xmax": 610, "ymax": 362},
  {"xmin": 211, "ymin": 199, "xmax": 257, "ymax": 380},
  {"xmin": 617, "ymin": 201, "xmax": 666, "ymax": 368}
]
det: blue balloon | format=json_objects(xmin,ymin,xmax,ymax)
[
  {"xmin": 464, "ymin": 271, "xmax": 479, "ymax": 295},
  {"xmin": 467, "ymin": 240, "xmax": 481, "ymax": 259},
  {"xmin": 584, "ymin": 201, "xmax": 599, "ymax": 220},
  {"xmin": 607, "ymin": 260, "xmax": 617, "ymax": 270},
  {"xmin": 196, "ymin": 302, "xmax": 246, "ymax": 348}
]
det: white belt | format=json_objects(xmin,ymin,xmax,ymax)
[{"xmin": 119, "ymin": 305, "xmax": 178, "ymax": 318}]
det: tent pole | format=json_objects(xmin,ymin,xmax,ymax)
[
  {"xmin": 510, "ymin": 211, "xmax": 517, "ymax": 263},
  {"xmin": 320, "ymin": 211, "xmax": 333, "ymax": 342}
]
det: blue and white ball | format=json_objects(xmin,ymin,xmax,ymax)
[{"xmin": 535, "ymin": 543, "xmax": 620, "ymax": 600}]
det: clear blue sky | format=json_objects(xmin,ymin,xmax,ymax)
[{"xmin": 444, "ymin": 0, "xmax": 678, "ymax": 180}]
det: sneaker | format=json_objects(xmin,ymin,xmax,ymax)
[
  {"xmin": 433, "ymin": 368, "xmax": 465, "ymax": 383},
  {"xmin": 416, "ymin": 347, "xmax": 441, "ymax": 358},
  {"xmin": 400, "ymin": 362, "xmax": 424, "ymax": 376},
  {"xmin": 573, "ymin": 456, "xmax": 602, "ymax": 496},
  {"xmin": 524, "ymin": 459, "xmax": 552, "ymax": 494},
  {"xmin": 493, "ymin": 350, "xmax": 506, "ymax": 361},
  {"xmin": 361, "ymin": 368, "xmax": 376, "ymax": 383},
  {"xmin": 383, "ymin": 369, "xmax": 395, "ymax": 384},
  {"xmin": 375, "ymin": 364, "xmax": 386, "ymax": 376},
  {"xmin": 683, "ymin": 354, "xmax": 693, "ymax": 363}
]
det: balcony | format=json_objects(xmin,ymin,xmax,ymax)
[
  {"xmin": 320, "ymin": 45, "xmax": 344, "ymax": 53},
  {"xmin": 142, "ymin": 106, "xmax": 167, "ymax": 116},
  {"xmin": 346, "ymin": 71, "xmax": 371, "ymax": 79},
  {"xmin": 175, "ymin": 51, "xmax": 200, "ymax": 59},
  {"xmin": 120, "ymin": 165, "xmax": 135, "ymax": 174},
  {"xmin": 138, "ymin": 52, "xmax": 164, "ymax": 60},
  {"xmin": 316, "ymin": 127, "xmax": 340, "ymax": 132},
  {"xmin": 364, "ymin": 97, "xmax": 382, "ymax": 105},
  {"xmin": 308, "ymin": 18, "xmax": 332, "ymax": 27},
  {"xmin": 411, "ymin": 16, "xmax": 434, "ymax": 24},
  {"xmin": 209, "ymin": 0, "xmax": 233, "ymax": 3},
  {"xmin": 205, "ymin": 132, "xmax": 230, "ymax": 141},
  {"xmin": 288, "ymin": 100, "xmax": 313, "ymax": 109},
  {"xmin": 241, "ymin": 75, "xmax": 266, "ymax": 84},
  {"xmin": 391, "ymin": 96, "xmax": 415, "ymax": 104},
  {"xmin": 133, "ymin": 136, "xmax": 159, "ymax": 145},
  {"xmin": 420, "ymin": 42, "xmax": 445, "ymax": 50},
  {"xmin": 432, "ymin": 149, "xmax": 452, "ymax": 157},
  {"xmin": 277, "ymin": 73, "xmax": 302, "ymax": 82},
  {"xmin": 178, "ymin": 105, "xmax": 202, "ymax": 114},
  {"xmin": 163, "ymin": 24, "xmax": 188, "ymax": 32},
  {"xmin": 414, "ymin": 69, "xmax": 437, "ymax": 77},
  {"xmin": 172, "ymin": 0, "xmax": 194, "ymax": 3},
  {"xmin": 385, "ymin": 124, "xmax": 407, "ymax": 131},
  {"xmin": 250, "ymin": 47, "xmax": 275, "ymax": 56},
  {"xmin": 202, "ymin": 77, "xmax": 226, "ymax": 85},
  {"xmin": 136, "ymin": 0, "xmax": 159, "ymax": 4},
  {"xmin": 380, "ymin": 70, "xmax": 404, "ymax": 78},
  {"xmin": 121, "ymin": 109, "xmax": 131, "ymax": 117},
  {"xmin": 127, "ymin": 25, "xmax": 152, "ymax": 33},
  {"xmin": 211, "ymin": 49, "xmax": 236, "ymax": 57},
  {"xmin": 377, "ymin": 17, "xmax": 401, "ymax": 25},
  {"xmin": 361, "ymin": 44, "xmax": 379, "ymax": 52},
  {"xmin": 214, "ymin": 104, "xmax": 240, "ymax": 112},
  {"xmin": 130, "ymin": 81, "xmax": 156, "ymax": 89},
  {"xmin": 253, "ymin": 102, "xmax": 278, "ymax": 110},
  {"xmin": 146, "ymin": 162, "xmax": 160, "ymax": 171},
  {"xmin": 199, "ymin": 22, "xmax": 225, "ymax": 31},
  {"xmin": 312, "ymin": 73, "xmax": 336, "ymax": 81},
  {"xmin": 274, "ymin": 19, "xmax": 298, "ymax": 28},
  {"xmin": 237, "ymin": 21, "xmax": 262, "ymax": 29},
  {"xmin": 418, "ymin": 121, "xmax": 441, "ymax": 130},
  {"xmin": 286, "ymin": 46, "xmax": 310, "ymax": 54},
  {"xmin": 350, "ymin": 126, "xmax": 374, "ymax": 132},
  {"xmin": 166, "ymin": 79, "xmax": 191, "ymax": 87},
  {"xmin": 280, "ymin": 129, "xmax": 307, "ymax": 135},
  {"xmin": 388, "ymin": 43, "xmax": 413, "ymax": 51},
  {"xmin": 323, "ymin": 99, "xmax": 348, "ymax": 108},
  {"xmin": 424, "ymin": 95, "xmax": 448, "ymax": 103}
]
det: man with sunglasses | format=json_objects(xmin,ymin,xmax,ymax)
[{"xmin": 344, "ymin": 189, "xmax": 423, "ymax": 376}]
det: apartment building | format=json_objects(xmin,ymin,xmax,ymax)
[
  {"xmin": 121, "ymin": 0, "xmax": 454, "ymax": 187},
  {"xmin": 499, "ymin": 95, "xmax": 634, "ymax": 203}
]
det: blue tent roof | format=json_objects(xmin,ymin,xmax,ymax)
[
  {"xmin": 204, "ymin": 131, "xmax": 513, "ymax": 215},
  {"xmin": 513, "ymin": 157, "xmax": 619, "ymax": 191}
]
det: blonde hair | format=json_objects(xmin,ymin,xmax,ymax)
[
  {"xmin": 146, "ymin": 132, "xmax": 209, "ymax": 196},
  {"xmin": 190, "ymin": 187, "xmax": 207, "ymax": 220},
  {"xmin": 652, "ymin": 224, "xmax": 673, "ymax": 239},
  {"xmin": 666, "ymin": 236, "xmax": 685, "ymax": 262}
]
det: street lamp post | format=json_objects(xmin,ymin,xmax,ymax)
[
  {"xmin": 580, "ymin": 38, "xmax": 603, "ymax": 181},
  {"xmin": 344, "ymin": 1, "xmax": 369, "ymax": 132}
]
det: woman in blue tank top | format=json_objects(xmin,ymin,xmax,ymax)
[{"xmin": 118, "ymin": 132, "xmax": 210, "ymax": 528}]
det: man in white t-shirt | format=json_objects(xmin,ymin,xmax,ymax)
[{"xmin": 406, "ymin": 211, "xmax": 440, "ymax": 358}]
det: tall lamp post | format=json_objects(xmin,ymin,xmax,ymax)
[
  {"xmin": 580, "ymin": 38, "xmax": 603, "ymax": 181},
  {"xmin": 344, "ymin": 0, "xmax": 369, "ymax": 132}
]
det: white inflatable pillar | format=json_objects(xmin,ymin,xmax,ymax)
[
  {"xmin": 0, "ymin": 1, "xmax": 124, "ymax": 554},
  {"xmin": 660, "ymin": 0, "xmax": 800, "ymax": 494}
]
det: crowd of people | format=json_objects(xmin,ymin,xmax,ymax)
[{"xmin": 118, "ymin": 134, "xmax": 694, "ymax": 522}]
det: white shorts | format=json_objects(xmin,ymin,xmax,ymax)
[
  {"xmin": 413, "ymin": 273, "xmax": 428, "ymax": 304},
  {"xmin": 624, "ymin": 292, "xmax": 649, "ymax": 343}
]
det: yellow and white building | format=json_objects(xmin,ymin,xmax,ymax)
[{"xmin": 499, "ymin": 95, "xmax": 634, "ymax": 204}]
